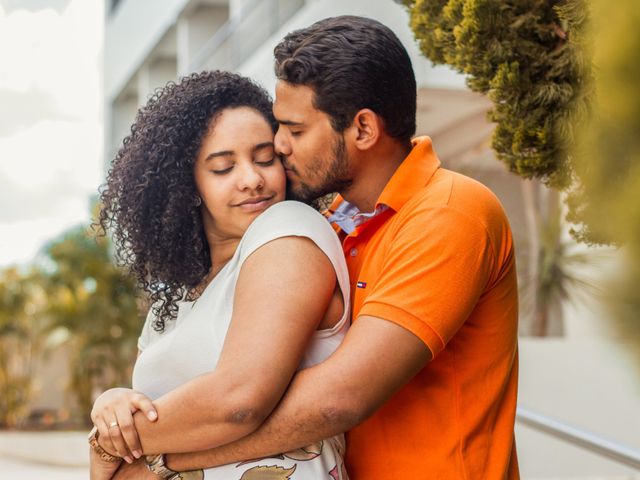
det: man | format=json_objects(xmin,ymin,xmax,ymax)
[{"xmin": 111, "ymin": 15, "xmax": 519, "ymax": 479}]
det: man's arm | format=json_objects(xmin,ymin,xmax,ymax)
[
  {"xmin": 165, "ymin": 315, "xmax": 431, "ymax": 471},
  {"xmin": 111, "ymin": 459, "xmax": 154, "ymax": 480}
]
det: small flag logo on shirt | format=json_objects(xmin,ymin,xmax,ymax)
[{"xmin": 357, "ymin": 281, "xmax": 367, "ymax": 289}]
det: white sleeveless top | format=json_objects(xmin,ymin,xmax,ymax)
[{"xmin": 132, "ymin": 201, "xmax": 350, "ymax": 480}]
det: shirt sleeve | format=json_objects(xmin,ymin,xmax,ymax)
[
  {"xmin": 358, "ymin": 205, "xmax": 495, "ymax": 358},
  {"xmin": 238, "ymin": 201, "xmax": 350, "ymax": 310},
  {"xmin": 137, "ymin": 308, "xmax": 156, "ymax": 352}
]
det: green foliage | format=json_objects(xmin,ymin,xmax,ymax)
[
  {"xmin": 567, "ymin": 0, "xmax": 640, "ymax": 346},
  {"xmin": 0, "ymin": 208, "xmax": 142, "ymax": 426},
  {"xmin": 533, "ymin": 203, "xmax": 601, "ymax": 335},
  {"xmin": 42, "ymin": 223, "xmax": 141, "ymax": 422},
  {"xmin": 569, "ymin": 0, "xmax": 640, "ymax": 250},
  {"xmin": 402, "ymin": 0, "xmax": 640, "ymax": 342},
  {"xmin": 403, "ymin": 0, "xmax": 592, "ymax": 189},
  {"xmin": 0, "ymin": 268, "xmax": 48, "ymax": 427}
]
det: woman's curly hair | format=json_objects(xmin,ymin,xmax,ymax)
[{"xmin": 99, "ymin": 70, "xmax": 277, "ymax": 331}]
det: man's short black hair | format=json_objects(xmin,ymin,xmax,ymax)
[{"xmin": 274, "ymin": 15, "xmax": 417, "ymax": 144}]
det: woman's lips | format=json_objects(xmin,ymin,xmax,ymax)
[{"xmin": 234, "ymin": 195, "xmax": 275, "ymax": 212}]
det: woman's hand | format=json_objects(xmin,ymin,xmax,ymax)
[{"xmin": 91, "ymin": 387, "xmax": 158, "ymax": 462}]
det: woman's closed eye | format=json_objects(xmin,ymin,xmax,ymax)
[
  {"xmin": 210, "ymin": 157, "xmax": 275, "ymax": 175},
  {"xmin": 255, "ymin": 157, "xmax": 275, "ymax": 167},
  {"xmin": 211, "ymin": 166, "xmax": 233, "ymax": 175}
]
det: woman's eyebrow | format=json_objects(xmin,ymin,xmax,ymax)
[
  {"xmin": 204, "ymin": 150, "xmax": 234, "ymax": 162},
  {"xmin": 204, "ymin": 142, "xmax": 273, "ymax": 161}
]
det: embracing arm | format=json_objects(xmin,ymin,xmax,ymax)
[
  {"xmin": 157, "ymin": 202, "xmax": 492, "ymax": 471},
  {"xmin": 98, "ymin": 301, "xmax": 433, "ymax": 477},
  {"xmin": 164, "ymin": 315, "xmax": 432, "ymax": 471},
  {"xmin": 102, "ymin": 235, "xmax": 337, "ymax": 456}
]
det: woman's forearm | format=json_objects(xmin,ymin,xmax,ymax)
[{"xmin": 131, "ymin": 369, "xmax": 269, "ymax": 455}]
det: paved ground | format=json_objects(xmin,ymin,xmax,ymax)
[
  {"xmin": 0, "ymin": 455, "xmax": 86, "ymax": 479},
  {"xmin": 0, "ymin": 430, "xmax": 88, "ymax": 478},
  {"xmin": 1, "ymin": 430, "xmax": 637, "ymax": 479}
]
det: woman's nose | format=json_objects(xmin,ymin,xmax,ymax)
[{"xmin": 237, "ymin": 162, "xmax": 264, "ymax": 191}]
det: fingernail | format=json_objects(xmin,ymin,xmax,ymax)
[
  {"xmin": 125, "ymin": 456, "xmax": 133, "ymax": 464},
  {"xmin": 147, "ymin": 411, "xmax": 157, "ymax": 421},
  {"xmin": 133, "ymin": 450, "xmax": 142, "ymax": 459}
]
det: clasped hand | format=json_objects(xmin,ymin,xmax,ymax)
[{"xmin": 91, "ymin": 387, "xmax": 158, "ymax": 463}]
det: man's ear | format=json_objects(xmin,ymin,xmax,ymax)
[{"xmin": 350, "ymin": 109, "xmax": 382, "ymax": 151}]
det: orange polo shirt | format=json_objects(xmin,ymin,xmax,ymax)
[{"xmin": 329, "ymin": 137, "xmax": 519, "ymax": 479}]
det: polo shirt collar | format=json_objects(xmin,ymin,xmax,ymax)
[
  {"xmin": 327, "ymin": 136, "xmax": 441, "ymax": 214},
  {"xmin": 377, "ymin": 136, "xmax": 440, "ymax": 211}
]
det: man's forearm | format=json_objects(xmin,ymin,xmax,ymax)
[
  {"xmin": 90, "ymin": 448, "xmax": 122, "ymax": 480},
  {"xmin": 165, "ymin": 317, "xmax": 430, "ymax": 472},
  {"xmin": 112, "ymin": 458, "xmax": 156, "ymax": 479},
  {"xmin": 166, "ymin": 363, "xmax": 360, "ymax": 471}
]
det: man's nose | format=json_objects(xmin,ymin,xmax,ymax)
[{"xmin": 274, "ymin": 127, "xmax": 292, "ymax": 157}]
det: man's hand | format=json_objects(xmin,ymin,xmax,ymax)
[
  {"xmin": 89, "ymin": 447, "xmax": 122, "ymax": 480},
  {"xmin": 112, "ymin": 458, "xmax": 156, "ymax": 480}
]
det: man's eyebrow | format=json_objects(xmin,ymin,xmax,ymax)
[{"xmin": 276, "ymin": 118, "xmax": 304, "ymax": 126}]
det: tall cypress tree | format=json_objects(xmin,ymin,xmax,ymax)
[
  {"xmin": 568, "ymin": 0, "xmax": 640, "ymax": 247},
  {"xmin": 401, "ymin": 0, "xmax": 591, "ymax": 189},
  {"xmin": 568, "ymin": 0, "xmax": 640, "ymax": 350},
  {"xmin": 402, "ymin": 1, "xmax": 640, "ymax": 341}
]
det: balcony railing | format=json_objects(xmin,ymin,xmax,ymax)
[
  {"xmin": 516, "ymin": 406, "xmax": 640, "ymax": 470},
  {"xmin": 188, "ymin": 0, "xmax": 304, "ymax": 74}
]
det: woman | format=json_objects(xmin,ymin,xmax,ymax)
[{"xmin": 90, "ymin": 71, "xmax": 349, "ymax": 479}]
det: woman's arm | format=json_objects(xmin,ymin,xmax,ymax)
[
  {"xmin": 112, "ymin": 316, "xmax": 431, "ymax": 477},
  {"xmin": 101, "ymin": 235, "xmax": 337, "ymax": 455}
]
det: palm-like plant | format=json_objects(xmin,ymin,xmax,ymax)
[
  {"xmin": 400, "ymin": 0, "xmax": 598, "ymax": 337},
  {"xmin": 42, "ymin": 224, "xmax": 141, "ymax": 423},
  {"xmin": 521, "ymin": 193, "xmax": 602, "ymax": 336},
  {"xmin": 0, "ymin": 268, "xmax": 49, "ymax": 427}
]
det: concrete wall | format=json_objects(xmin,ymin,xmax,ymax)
[{"xmin": 105, "ymin": 0, "xmax": 191, "ymax": 102}]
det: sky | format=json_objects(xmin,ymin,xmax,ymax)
[{"xmin": 0, "ymin": 0, "xmax": 104, "ymax": 268}]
